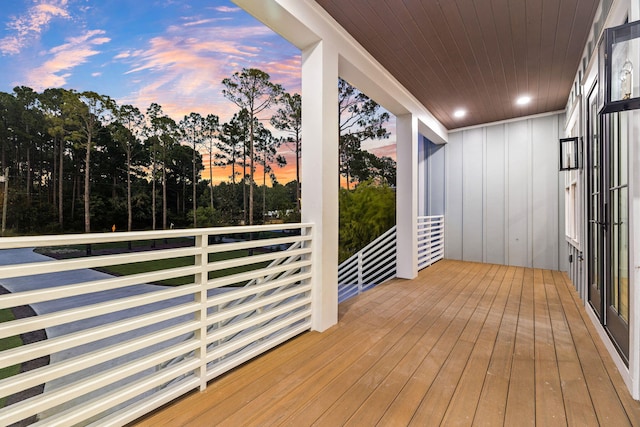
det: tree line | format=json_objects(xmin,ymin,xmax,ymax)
[{"xmin": 0, "ymin": 68, "xmax": 395, "ymax": 236}]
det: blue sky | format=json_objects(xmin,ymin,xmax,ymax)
[
  {"xmin": 0, "ymin": 0, "xmax": 395, "ymax": 183},
  {"xmin": 0, "ymin": 0, "xmax": 302, "ymax": 123}
]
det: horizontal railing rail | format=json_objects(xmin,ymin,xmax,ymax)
[
  {"xmin": 418, "ymin": 215, "xmax": 445, "ymax": 270},
  {"xmin": 0, "ymin": 223, "xmax": 313, "ymax": 426},
  {"xmin": 337, "ymin": 215, "xmax": 444, "ymax": 303},
  {"xmin": 337, "ymin": 226, "xmax": 397, "ymax": 303}
]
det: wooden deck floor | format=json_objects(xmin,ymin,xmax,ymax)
[{"xmin": 133, "ymin": 260, "xmax": 640, "ymax": 426}]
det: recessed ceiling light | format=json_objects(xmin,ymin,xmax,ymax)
[
  {"xmin": 516, "ymin": 95, "xmax": 531, "ymax": 105},
  {"xmin": 453, "ymin": 109, "xmax": 466, "ymax": 118}
]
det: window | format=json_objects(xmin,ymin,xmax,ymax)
[{"xmin": 565, "ymin": 170, "xmax": 581, "ymax": 247}]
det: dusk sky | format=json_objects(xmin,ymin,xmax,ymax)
[{"xmin": 0, "ymin": 0, "xmax": 395, "ymax": 184}]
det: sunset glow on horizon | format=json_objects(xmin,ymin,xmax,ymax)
[{"xmin": 0, "ymin": 0, "xmax": 395, "ymax": 186}]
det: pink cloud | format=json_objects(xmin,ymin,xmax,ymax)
[
  {"xmin": 214, "ymin": 6, "xmax": 241, "ymax": 13},
  {"xmin": 114, "ymin": 51, "xmax": 131, "ymax": 59},
  {"xmin": 182, "ymin": 18, "xmax": 232, "ymax": 27},
  {"xmin": 368, "ymin": 144, "xmax": 397, "ymax": 161},
  {"xmin": 0, "ymin": 0, "xmax": 70, "ymax": 55},
  {"xmin": 113, "ymin": 13, "xmax": 302, "ymax": 182},
  {"xmin": 262, "ymin": 57, "xmax": 302, "ymax": 93},
  {"xmin": 26, "ymin": 29, "xmax": 110, "ymax": 90},
  {"xmin": 118, "ymin": 21, "xmax": 300, "ymax": 122}
]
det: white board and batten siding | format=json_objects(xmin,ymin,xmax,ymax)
[{"xmin": 443, "ymin": 113, "xmax": 567, "ymax": 271}]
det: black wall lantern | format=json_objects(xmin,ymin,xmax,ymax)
[
  {"xmin": 559, "ymin": 137, "xmax": 581, "ymax": 171},
  {"xmin": 598, "ymin": 20, "xmax": 640, "ymax": 114}
]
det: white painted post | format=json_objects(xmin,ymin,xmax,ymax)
[
  {"xmin": 396, "ymin": 114, "xmax": 419, "ymax": 279},
  {"xmin": 418, "ymin": 137, "xmax": 426, "ymax": 217},
  {"xmin": 357, "ymin": 251, "xmax": 364, "ymax": 293},
  {"xmin": 302, "ymin": 40, "xmax": 339, "ymax": 332},
  {"xmin": 194, "ymin": 233, "xmax": 208, "ymax": 391}
]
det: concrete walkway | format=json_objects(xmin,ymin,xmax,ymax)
[{"xmin": 0, "ymin": 248, "xmax": 231, "ymax": 423}]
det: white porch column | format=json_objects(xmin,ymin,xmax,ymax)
[
  {"xmin": 396, "ymin": 113, "xmax": 419, "ymax": 279},
  {"xmin": 302, "ymin": 40, "xmax": 339, "ymax": 332},
  {"xmin": 418, "ymin": 136, "xmax": 426, "ymax": 217}
]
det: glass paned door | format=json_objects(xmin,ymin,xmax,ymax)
[
  {"xmin": 587, "ymin": 85, "xmax": 603, "ymax": 319},
  {"xmin": 587, "ymin": 83, "xmax": 630, "ymax": 362},
  {"xmin": 604, "ymin": 111, "xmax": 629, "ymax": 358}
]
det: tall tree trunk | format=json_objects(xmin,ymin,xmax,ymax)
[
  {"xmin": 1, "ymin": 138, "xmax": 5, "ymax": 171},
  {"xmin": 162, "ymin": 164, "xmax": 167, "ymax": 230},
  {"xmin": 71, "ymin": 169, "xmax": 77, "ymax": 222},
  {"xmin": 38, "ymin": 142, "xmax": 43, "ymax": 200},
  {"xmin": 84, "ymin": 135, "xmax": 91, "ymax": 232},
  {"xmin": 182, "ymin": 178, "xmax": 186, "ymax": 214},
  {"xmin": 230, "ymin": 157, "xmax": 237, "ymax": 221},
  {"xmin": 192, "ymin": 144, "xmax": 197, "ymax": 228},
  {"xmin": 127, "ymin": 147, "xmax": 132, "ymax": 232},
  {"xmin": 296, "ymin": 135, "xmax": 301, "ymax": 212},
  {"xmin": 26, "ymin": 146, "xmax": 31, "ymax": 206},
  {"xmin": 242, "ymin": 147, "xmax": 247, "ymax": 224},
  {"xmin": 152, "ymin": 152, "xmax": 156, "ymax": 230},
  {"xmin": 58, "ymin": 141, "xmax": 63, "ymax": 228},
  {"xmin": 248, "ymin": 121, "xmax": 254, "ymax": 226},
  {"xmin": 231, "ymin": 157, "xmax": 236, "ymax": 184},
  {"xmin": 262, "ymin": 160, "xmax": 266, "ymax": 223},
  {"xmin": 209, "ymin": 142, "xmax": 214, "ymax": 211},
  {"xmin": 52, "ymin": 138, "xmax": 57, "ymax": 208},
  {"xmin": 346, "ymin": 161, "xmax": 350, "ymax": 191},
  {"xmin": 338, "ymin": 150, "xmax": 342, "ymax": 190}
]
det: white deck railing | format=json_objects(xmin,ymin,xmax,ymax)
[
  {"xmin": 337, "ymin": 226, "xmax": 397, "ymax": 303},
  {"xmin": 418, "ymin": 215, "xmax": 444, "ymax": 270},
  {"xmin": 337, "ymin": 215, "xmax": 445, "ymax": 303},
  {"xmin": 0, "ymin": 224, "xmax": 312, "ymax": 426}
]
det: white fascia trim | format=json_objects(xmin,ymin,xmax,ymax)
[{"xmin": 233, "ymin": 0, "xmax": 448, "ymax": 145}]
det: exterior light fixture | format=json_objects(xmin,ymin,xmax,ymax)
[
  {"xmin": 453, "ymin": 109, "xmax": 466, "ymax": 118},
  {"xmin": 559, "ymin": 137, "xmax": 581, "ymax": 171},
  {"xmin": 598, "ymin": 20, "xmax": 640, "ymax": 114},
  {"xmin": 516, "ymin": 95, "xmax": 531, "ymax": 105}
]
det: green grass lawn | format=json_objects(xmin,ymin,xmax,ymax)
[
  {"xmin": 35, "ymin": 238, "xmax": 194, "ymax": 259},
  {"xmin": 0, "ymin": 308, "xmax": 22, "ymax": 408},
  {"xmin": 104, "ymin": 250, "xmax": 271, "ymax": 286}
]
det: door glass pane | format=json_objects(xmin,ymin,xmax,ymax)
[
  {"xmin": 609, "ymin": 112, "xmax": 629, "ymax": 323},
  {"xmin": 619, "ymin": 187, "xmax": 629, "ymax": 321},
  {"xmin": 611, "ymin": 188, "xmax": 620, "ymax": 312},
  {"xmin": 589, "ymin": 95, "xmax": 601, "ymax": 294}
]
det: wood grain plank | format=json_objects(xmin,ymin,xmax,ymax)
[
  {"xmin": 533, "ymin": 269, "xmax": 566, "ymax": 426},
  {"xmin": 545, "ymin": 270, "xmax": 598, "ymax": 426},
  {"xmin": 134, "ymin": 265, "xmax": 448, "ymax": 427},
  {"xmin": 504, "ymin": 267, "xmax": 535, "ymax": 426},
  {"xmin": 131, "ymin": 262, "xmax": 640, "ymax": 427},
  {"xmin": 472, "ymin": 266, "xmax": 523, "ymax": 425},
  {"xmin": 439, "ymin": 265, "xmax": 514, "ymax": 426},
  {"xmin": 204, "ymin": 273, "xmax": 452, "ymax": 426},
  {"xmin": 553, "ymin": 272, "xmax": 631, "ymax": 425},
  {"xmin": 373, "ymin": 264, "xmax": 498, "ymax": 426},
  {"xmin": 281, "ymin": 263, "xmax": 493, "ymax": 426},
  {"xmin": 555, "ymin": 271, "xmax": 638, "ymax": 426},
  {"xmin": 225, "ymin": 260, "xmax": 472, "ymax": 425},
  {"xmin": 340, "ymin": 265, "xmax": 507, "ymax": 427},
  {"xmin": 408, "ymin": 265, "xmax": 509, "ymax": 425}
]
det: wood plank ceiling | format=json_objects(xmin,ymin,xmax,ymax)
[{"xmin": 314, "ymin": 0, "xmax": 600, "ymax": 129}]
